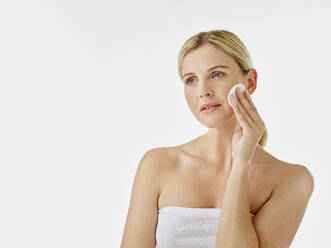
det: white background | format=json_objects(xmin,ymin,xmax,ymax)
[{"xmin": 0, "ymin": 0, "xmax": 330, "ymax": 247}]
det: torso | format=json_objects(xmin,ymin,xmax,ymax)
[{"xmin": 157, "ymin": 142, "xmax": 291, "ymax": 216}]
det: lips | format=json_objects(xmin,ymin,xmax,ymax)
[{"xmin": 200, "ymin": 103, "xmax": 221, "ymax": 111}]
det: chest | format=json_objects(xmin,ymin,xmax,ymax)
[{"xmin": 158, "ymin": 157, "xmax": 278, "ymax": 215}]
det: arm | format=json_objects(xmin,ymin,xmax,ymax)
[
  {"xmin": 252, "ymin": 164, "xmax": 314, "ymax": 247},
  {"xmin": 215, "ymin": 162, "xmax": 314, "ymax": 248},
  {"xmin": 120, "ymin": 148, "xmax": 162, "ymax": 248},
  {"xmin": 215, "ymin": 159, "xmax": 259, "ymax": 248}
]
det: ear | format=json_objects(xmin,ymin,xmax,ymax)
[{"xmin": 246, "ymin": 68, "xmax": 258, "ymax": 94}]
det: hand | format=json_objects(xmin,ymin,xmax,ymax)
[{"xmin": 230, "ymin": 87, "xmax": 266, "ymax": 164}]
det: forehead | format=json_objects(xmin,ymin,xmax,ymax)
[{"xmin": 182, "ymin": 43, "xmax": 237, "ymax": 75}]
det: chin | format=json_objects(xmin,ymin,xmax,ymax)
[{"xmin": 197, "ymin": 113, "xmax": 234, "ymax": 128}]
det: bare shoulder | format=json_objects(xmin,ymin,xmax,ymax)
[
  {"xmin": 252, "ymin": 158, "xmax": 315, "ymax": 216},
  {"xmin": 126, "ymin": 147, "xmax": 173, "ymax": 211},
  {"xmin": 144, "ymin": 146, "xmax": 178, "ymax": 166},
  {"xmin": 138, "ymin": 146, "xmax": 176, "ymax": 185},
  {"xmin": 137, "ymin": 147, "xmax": 170, "ymax": 178},
  {"xmin": 120, "ymin": 147, "xmax": 173, "ymax": 246},
  {"xmin": 141, "ymin": 146, "xmax": 175, "ymax": 169},
  {"xmin": 250, "ymin": 161, "xmax": 314, "ymax": 248},
  {"xmin": 254, "ymin": 147, "xmax": 314, "ymax": 186},
  {"xmin": 272, "ymin": 160, "xmax": 314, "ymax": 194}
]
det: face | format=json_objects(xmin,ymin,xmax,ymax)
[{"xmin": 181, "ymin": 42, "xmax": 257, "ymax": 128}]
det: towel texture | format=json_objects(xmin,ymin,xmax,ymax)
[{"xmin": 156, "ymin": 206, "xmax": 255, "ymax": 248}]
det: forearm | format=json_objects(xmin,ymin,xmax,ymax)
[{"xmin": 215, "ymin": 160, "xmax": 259, "ymax": 248}]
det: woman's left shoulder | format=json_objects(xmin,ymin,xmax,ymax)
[
  {"xmin": 277, "ymin": 161, "xmax": 313, "ymax": 179},
  {"xmin": 259, "ymin": 148, "xmax": 313, "ymax": 178},
  {"xmin": 273, "ymin": 160, "xmax": 314, "ymax": 191}
]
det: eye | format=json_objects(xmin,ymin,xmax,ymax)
[
  {"xmin": 212, "ymin": 72, "xmax": 223, "ymax": 79},
  {"xmin": 185, "ymin": 77, "xmax": 195, "ymax": 85},
  {"xmin": 185, "ymin": 71, "xmax": 224, "ymax": 86}
]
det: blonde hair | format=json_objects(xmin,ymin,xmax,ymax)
[{"xmin": 177, "ymin": 29, "xmax": 268, "ymax": 148}]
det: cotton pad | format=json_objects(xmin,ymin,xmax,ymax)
[{"xmin": 228, "ymin": 83, "xmax": 246, "ymax": 108}]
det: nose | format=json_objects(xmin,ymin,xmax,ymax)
[
  {"xmin": 199, "ymin": 83, "xmax": 214, "ymax": 97},
  {"xmin": 200, "ymin": 88, "xmax": 213, "ymax": 97}
]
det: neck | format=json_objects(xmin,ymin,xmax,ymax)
[{"xmin": 197, "ymin": 116, "xmax": 265, "ymax": 173}]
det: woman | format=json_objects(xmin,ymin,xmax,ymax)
[{"xmin": 121, "ymin": 30, "xmax": 314, "ymax": 248}]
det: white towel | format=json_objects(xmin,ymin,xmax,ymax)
[{"xmin": 156, "ymin": 206, "xmax": 255, "ymax": 248}]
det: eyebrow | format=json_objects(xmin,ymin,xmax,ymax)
[{"xmin": 182, "ymin": 65, "xmax": 230, "ymax": 80}]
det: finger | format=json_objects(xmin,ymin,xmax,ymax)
[
  {"xmin": 243, "ymin": 90, "xmax": 265, "ymax": 128},
  {"xmin": 237, "ymin": 88, "xmax": 257, "ymax": 126},
  {"xmin": 232, "ymin": 93, "xmax": 252, "ymax": 129},
  {"xmin": 244, "ymin": 90, "xmax": 258, "ymax": 112},
  {"xmin": 235, "ymin": 88, "xmax": 255, "ymax": 128},
  {"xmin": 234, "ymin": 93, "xmax": 253, "ymax": 129}
]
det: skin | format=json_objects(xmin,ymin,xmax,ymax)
[
  {"xmin": 158, "ymin": 42, "xmax": 280, "ymax": 212},
  {"xmin": 121, "ymin": 42, "xmax": 314, "ymax": 248},
  {"xmin": 181, "ymin": 42, "xmax": 262, "ymax": 176}
]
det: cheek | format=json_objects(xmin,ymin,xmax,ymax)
[
  {"xmin": 184, "ymin": 92, "xmax": 195, "ymax": 107},
  {"xmin": 222, "ymin": 83, "xmax": 239, "ymax": 106},
  {"xmin": 219, "ymin": 84, "xmax": 233, "ymax": 98},
  {"xmin": 185, "ymin": 93, "xmax": 201, "ymax": 113},
  {"xmin": 224, "ymin": 81, "xmax": 240, "ymax": 96}
]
